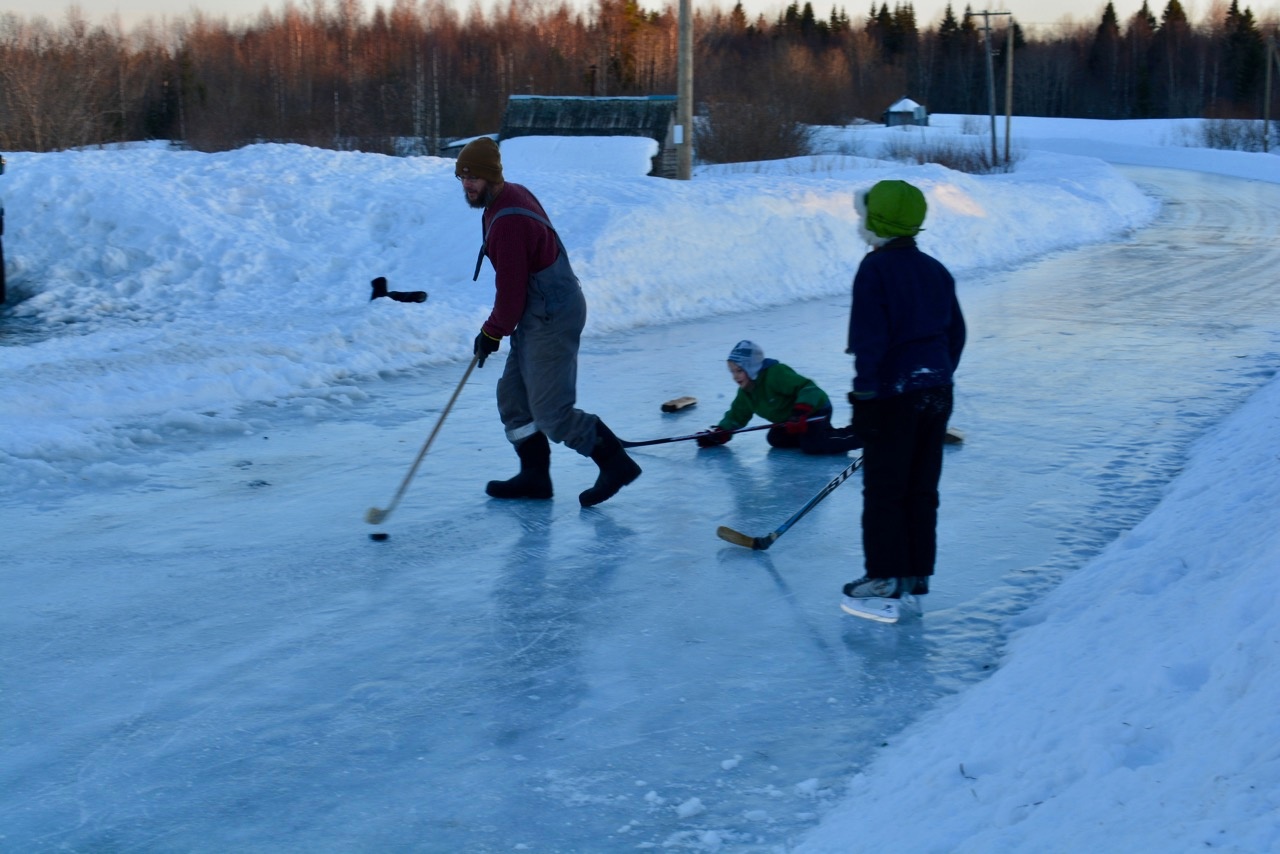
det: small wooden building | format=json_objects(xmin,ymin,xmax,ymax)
[
  {"xmin": 882, "ymin": 97, "xmax": 929, "ymax": 127},
  {"xmin": 498, "ymin": 95, "xmax": 680, "ymax": 178},
  {"xmin": 438, "ymin": 134, "xmax": 493, "ymax": 160}
]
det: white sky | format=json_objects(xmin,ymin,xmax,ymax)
[{"xmin": 8, "ymin": 0, "xmax": 1278, "ymax": 32}]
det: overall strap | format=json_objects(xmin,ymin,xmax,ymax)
[{"xmin": 473, "ymin": 207, "xmax": 567, "ymax": 281}]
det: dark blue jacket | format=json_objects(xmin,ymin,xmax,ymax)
[{"xmin": 848, "ymin": 237, "xmax": 965, "ymax": 399}]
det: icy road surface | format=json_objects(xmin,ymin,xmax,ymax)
[{"xmin": 4, "ymin": 168, "xmax": 1280, "ymax": 852}]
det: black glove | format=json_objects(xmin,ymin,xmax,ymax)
[
  {"xmin": 850, "ymin": 395, "xmax": 882, "ymax": 442},
  {"xmin": 474, "ymin": 330, "xmax": 501, "ymax": 367},
  {"xmin": 695, "ymin": 426, "xmax": 733, "ymax": 448}
]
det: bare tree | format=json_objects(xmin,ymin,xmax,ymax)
[{"xmin": 0, "ymin": 0, "xmax": 1271, "ymax": 157}]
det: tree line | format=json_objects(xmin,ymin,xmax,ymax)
[{"xmin": 0, "ymin": 0, "xmax": 1275, "ymax": 158}]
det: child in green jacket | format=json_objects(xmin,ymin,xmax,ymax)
[{"xmin": 696, "ymin": 340, "xmax": 861, "ymax": 455}]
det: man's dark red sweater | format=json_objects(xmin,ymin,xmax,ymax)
[{"xmin": 480, "ymin": 183, "xmax": 560, "ymax": 339}]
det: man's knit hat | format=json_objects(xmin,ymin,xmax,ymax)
[
  {"xmin": 861, "ymin": 179, "xmax": 927, "ymax": 238},
  {"xmin": 728, "ymin": 340, "xmax": 766, "ymax": 380},
  {"xmin": 455, "ymin": 137, "xmax": 503, "ymax": 183}
]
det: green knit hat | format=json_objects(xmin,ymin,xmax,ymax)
[
  {"xmin": 455, "ymin": 137, "xmax": 503, "ymax": 183},
  {"xmin": 863, "ymin": 180, "xmax": 927, "ymax": 238}
]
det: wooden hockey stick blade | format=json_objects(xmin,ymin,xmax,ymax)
[
  {"xmin": 716, "ymin": 525, "xmax": 777, "ymax": 551},
  {"xmin": 716, "ymin": 525, "xmax": 756, "ymax": 548},
  {"xmin": 661, "ymin": 395, "xmax": 698, "ymax": 413}
]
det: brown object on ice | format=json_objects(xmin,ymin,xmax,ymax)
[{"xmin": 661, "ymin": 396, "xmax": 697, "ymax": 413}]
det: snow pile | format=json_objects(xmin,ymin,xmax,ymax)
[
  {"xmin": 799, "ymin": 373, "xmax": 1280, "ymax": 853},
  {"xmin": 1, "ymin": 132, "xmax": 1156, "ymax": 486}
]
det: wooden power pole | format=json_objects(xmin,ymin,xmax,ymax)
[
  {"xmin": 676, "ymin": 0, "xmax": 693, "ymax": 180},
  {"xmin": 1004, "ymin": 19, "xmax": 1015, "ymax": 164},
  {"xmin": 1266, "ymin": 35, "xmax": 1278, "ymax": 154},
  {"xmin": 967, "ymin": 10, "xmax": 1012, "ymax": 165}
]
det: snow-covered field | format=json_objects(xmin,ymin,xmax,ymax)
[{"xmin": 2, "ymin": 116, "xmax": 1278, "ymax": 851}]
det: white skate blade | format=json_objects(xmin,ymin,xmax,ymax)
[{"xmin": 840, "ymin": 596, "xmax": 900, "ymax": 623}]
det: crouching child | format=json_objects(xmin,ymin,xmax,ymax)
[{"xmin": 696, "ymin": 340, "xmax": 861, "ymax": 455}]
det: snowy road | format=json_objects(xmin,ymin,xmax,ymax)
[{"xmin": 4, "ymin": 167, "xmax": 1280, "ymax": 851}]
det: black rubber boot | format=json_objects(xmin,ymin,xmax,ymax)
[
  {"xmin": 579, "ymin": 421, "xmax": 642, "ymax": 507},
  {"xmin": 486, "ymin": 432, "xmax": 553, "ymax": 499},
  {"xmin": 370, "ymin": 276, "xmax": 389, "ymax": 300}
]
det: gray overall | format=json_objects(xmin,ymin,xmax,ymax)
[{"xmin": 474, "ymin": 208, "xmax": 599, "ymax": 456}]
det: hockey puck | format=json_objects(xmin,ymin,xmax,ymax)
[{"xmin": 370, "ymin": 532, "xmax": 390, "ymax": 541}]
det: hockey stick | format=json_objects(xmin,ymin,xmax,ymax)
[
  {"xmin": 365, "ymin": 354, "xmax": 479, "ymax": 525},
  {"xmin": 619, "ymin": 417, "xmax": 824, "ymax": 448},
  {"xmin": 717, "ymin": 455, "xmax": 863, "ymax": 550}
]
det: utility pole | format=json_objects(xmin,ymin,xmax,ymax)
[
  {"xmin": 1266, "ymin": 35, "xmax": 1278, "ymax": 154},
  {"xmin": 432, "ymin": 48, "xmax": 440, "ymax": 157},
  {"xmin": 1004, "ymin": 18, "xmax": 1014, "ymax": 163},
  {"xmin": 676, "ymin": 0, "xmax": 693, "ymax": 180},
  {"xmin": 966, "ymin": 10, "xmax": 1012, "ymax": 165}
]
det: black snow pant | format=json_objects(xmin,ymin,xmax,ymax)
[
  {"xmin": 766, "ymin": 406, "xmax": 862, "ymax": 455},
  {"xmin": 860, "ymin": 385, "xmax": 953, "ymax": 580}
]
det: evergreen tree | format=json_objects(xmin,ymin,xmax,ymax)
[
  {"xmin": 1088, "ymin": 2, "xmax": 1122, "ymax": 116},
  {"xmin": 1221, "ymin": 1, "xmax": 1265, "ymax": 105},
  {"xmin": 1153, "ymin": 0, "xmax": 1195, "ymax": 115},
  {"xmin": 1125, "ymin": 0, "xmax": 1159, "ymax": 117}
]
